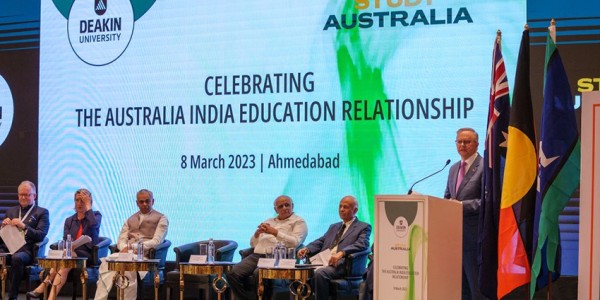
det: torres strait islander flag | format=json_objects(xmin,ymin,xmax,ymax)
[{"xmin": 529, "ymin": 21, "xmax": 581, "ymax": 298}]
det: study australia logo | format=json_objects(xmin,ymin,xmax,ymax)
[{"xmin": 54, "ymin": 0, "xmax": 156, "ymax": 66}]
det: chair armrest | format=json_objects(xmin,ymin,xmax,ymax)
[
  {"xmin": 173, "ymin": 241, "xmax": 199, "ymax": 264},
  {"xmin": 33, "ymin": 237, "xmax": 49, "ymax": 263},
  {"xmin": 49, "ymin": 242, "xmax": 58, "ymax": 250},
  {"xmin": 345, "ymin": 248, "xmax": 371, "ymax": 277},
  {"xmin": 92, "ymin": 238, "xmax": 112, "ymax": 266},
  {"xmin": 216, "ymin": 241, "xmax": 238, "ymax": 262},
  {"xmin": 239, "ymin": 247, "xmax": 254, "ymax": 259},
  {"xmin": 148, "ymin": 240, "xmax": 171, "ymax": 269},
  {"xmin": 147, "ymin": 240, "xmax": 171, "ymax": 259}
]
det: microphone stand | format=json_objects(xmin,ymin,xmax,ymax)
[{"xmin": 407, "ymin": 159, "xmax": 451, "ymax": 194}]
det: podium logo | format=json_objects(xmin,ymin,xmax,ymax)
[
  {"xmin": 0, "ymin": 75, "xmax": 14, "ymax": 147},
  {"xmin": 53, "ymin": 0, "xmax": 157, "ymax": 66},
  {"xmin": 394, "ymin": 216, "xmax": 409, "ymax": 238}
]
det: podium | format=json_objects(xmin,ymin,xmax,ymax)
[{"xmin": 374, "ymin": 194, "xmax": 462, "ymax": 300}]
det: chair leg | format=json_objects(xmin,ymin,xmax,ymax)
[
  {"xmin": 203, "ymin": 287, "xmax": 209, "ymax": 300},
  {"xmin": 137, "ymin": 273, "xmax": 145, "ymax": 300},
  {"xmin": 72, "ymin": 279, "xmax": 78, "ymax": 300}
]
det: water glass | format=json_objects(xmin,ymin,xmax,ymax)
[
  {"xmin": 57, "ymin": 240, "xmax": 65, "ymax": 251},
  {"xmin": 131, "ymin": 242, "xmax": 139, "ymax": 256},
  {"xmin": 287, "ymin": 248, "xmax": 296, "ymax": 261},
  {"xmin": 265, "ymin": 247, "xmax": 273, "ymax": 258},
  {"xmin": 199, "ymin": 243, "xmax": 208, "ymax": 256},
  {"xmin": 137, "ymin": 242, "xmax": 144, "ymax": 261},
  {"xmin": 302, "ymin": 254, "xmax": 310, "ymax": 265},
  {"xmin": 127, "ymin": 240, "xmax": 134, "ymax": 254},
  {"xmin": 279, "ymin": 247, "xmax": 287, "ymax": 259}
]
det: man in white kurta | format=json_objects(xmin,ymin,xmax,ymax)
[{"xmin": 94, "ymin": 189, "xmax": 169, "ymax": 300}]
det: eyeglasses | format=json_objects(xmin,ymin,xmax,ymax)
[
  {"xmin": 18, "ymin": 193, "xmax": 33, "ymax": 198},
  {"xmin": 137, "ymin": 198, "xmax": 152, "ymax": 204},
  {"xmin": 455, "ymin": 140, "xmax": 473, "ymax": 145},
  {"xmin": 276, "ymin": 203, "xmax": 291, "ymax": 209}
]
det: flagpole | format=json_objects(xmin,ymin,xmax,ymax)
[
  {"xmin": 526, "ymin": 21, "xmax": 534, "ymax": 300},
  {"xmin": 546, "ymin": 18, "xmax": 555, "ymax": 300},
  {"xmin": 524, "ymin": 23, "xmax": 531, "ymax": 300},
  {"xmin": 547, "ymin": 270, "xmax": 552, "ymax": 300},
  {"xmin": 525, "ymin": 22, "xmax": 534, "ymax": 300},
  {"xmin": 496, "ymin": 29, "xmax": 501, "ymax": 45},
  {"xmin": 544, "ymin": 18, "xmax": 556, "ymax": 300}
]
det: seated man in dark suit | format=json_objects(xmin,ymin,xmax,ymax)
[
  {"xmin": 297, "ymin": 195, "xmax": 371, "ymax": 300},
  {"xmin": 0, "ymin": 180, "xmax": 50, "ymax": 300}
]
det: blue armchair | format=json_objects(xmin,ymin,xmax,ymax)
[
  {"xmin": 165, "ymin": 239, "xmax": 238, "ymax": 300},
  {"xmin": 44, "ymin": 236, "xmax": 112, "ymax": 300},
  {"xmin": 109, "ymin": 239, "xmax": 171, "ymax": 299},
  {"xmin": 22, "ymin": 237, "xmax": 49, "ymax": 300},
  {"xmin": 329, "ymin": 247, "xmax": 371, "ymax": 299}
]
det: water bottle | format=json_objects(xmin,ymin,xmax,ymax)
[
  {"xmin": 274, "ymin": 241, "xmax": 281, "ymax": 267},
  {"xmin": 58, "ymin": 240, "xmax": 65, "ymax": 258},
  {"xmin": 207, "ymin": 238, "xmax": 215, "ymax": 263},
  {"xmin": 280, "ymin": 242, "xmax": 287, "ymax": 259},
  {"xmin": 137, "ymin": 238, "xmax": 144, "ymax": 260},
  {"xmin": 65, "ymin": 234, "xmax": 73, "ymax": 258}
]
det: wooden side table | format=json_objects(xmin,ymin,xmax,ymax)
[
  {"xmin": 37, "ymin": 257, "xmax": 87, "ymax": 300},
  {"xmin": 105, "ymin": 259, "xmax": 160, "ymax": 300},
  {"xmin": 0, "ymin": 254, "xmax": 8, "ymax": 300},
  {"xmin": 257, "ymin": 266, "xmax": 316, "ymax": 300},
  {"xmin": 178, "ymin": 262, "xmax": 236, "ymax": 300}
]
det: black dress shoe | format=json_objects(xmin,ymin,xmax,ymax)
[{"xmin": 26, "ymin": 290, "xmax": 43, "ymax": 298}]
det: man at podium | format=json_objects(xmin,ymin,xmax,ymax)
[{"xmin": 444, "ymin": 128, "xmax": 484, "ymax": 300}]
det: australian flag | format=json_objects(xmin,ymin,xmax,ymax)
[{"xmin": 478, "ymin": 31, "xmax": 510, "ymax": 300}]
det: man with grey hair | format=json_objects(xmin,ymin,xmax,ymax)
[
  {"xmin": 0, "ymin": 181, "xmax": 50, "ymax": 300},
  {"xmin": 94, "ymin": 189, "xmax": 169, "ymax": 300},
  {"xmin": 227, "ymin": 195, "xmax": 307, "ymax": 300},
  {"xmin": 297, "ymin": 195, "xmax": 371, "ymax": 299},
  {"xmin": 444, "ymin": 127, "xmax": 484, "ymax": 300}
]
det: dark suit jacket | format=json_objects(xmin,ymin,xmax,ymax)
[
  {"xmin": 444, "ymin": 154, "xmax": 484, "ymax": 251},
  {"xmin": 305, "ymin": 218, "xmax": 371, "ymax": 268},
  {"xmin": 1, "ymin": 204, "xmax": 50, "ymax": 256},
  {"xmin": 63, "ymin": 210, "xmax": 102, "ymax": 264}
]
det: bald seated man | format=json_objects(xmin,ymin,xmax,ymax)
[
  {"xmin": 297, "ymin": 195, "xmax": 371, "ymax": 299},
  {"xmin": 227, "ymin": 195, "xmax": 307, "ymax": 300},
  {"xmin": 95, "ymin": 189, "xmax": 169, "ymax": 300}
]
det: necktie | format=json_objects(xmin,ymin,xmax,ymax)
[
  {"xmin": 76, "ymin": 223, "xmax": 83, "ymax": 239},
  {"xmin": 330, "ymin": 223, "xmax": 346, "ymax": 249},
  {"xmin": 455, "ymin": 161, "xmax": 467, "ymax": 193}
]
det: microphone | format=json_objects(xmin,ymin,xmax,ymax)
[{"xmin": 407, "ymin": 159, "xmax": 451, "ymax": 195}]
